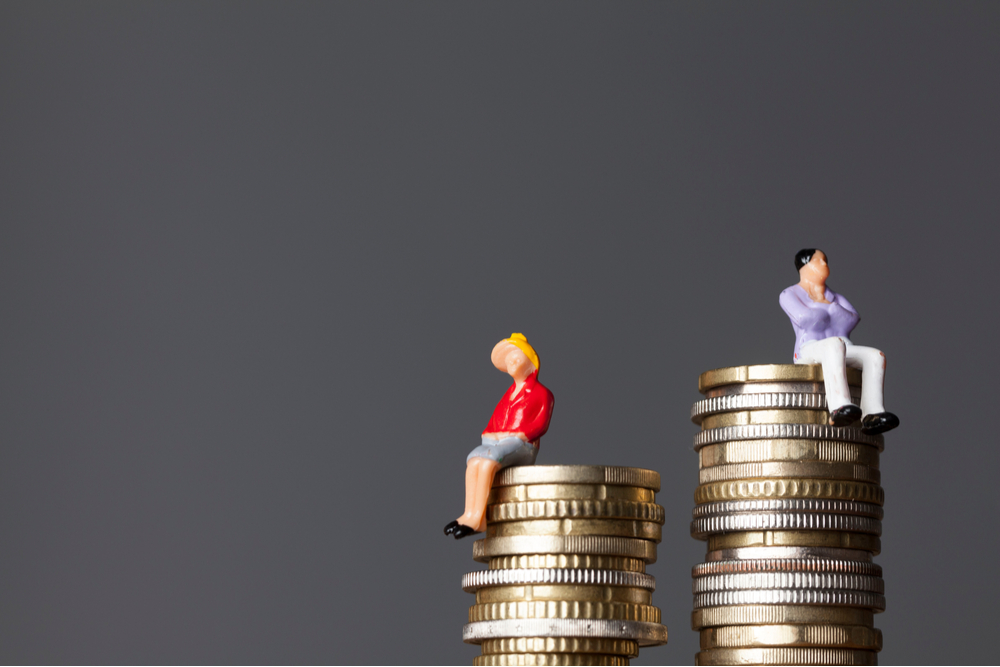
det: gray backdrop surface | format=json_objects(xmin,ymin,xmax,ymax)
[{"xmin": 1, "ymin": 2, "xmax": 998, "ymax": 664}]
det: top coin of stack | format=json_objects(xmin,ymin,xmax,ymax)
[
  {"xmin": 689, "ymin": 365, "xmax": 886, "ymax": 667},
  {"xmin": 462, "ymin": 465, "xmax": 669, "ymax": 666}
]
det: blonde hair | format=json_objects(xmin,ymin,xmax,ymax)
[{"xmin": 504, "ymin": 333, "xmax": 539, "ymax": 371}]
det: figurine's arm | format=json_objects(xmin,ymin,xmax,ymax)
[
  {"xmin": 833, "ymin": 292, "xmax": 860, "ymax": 318},
  {"xmin": 517, "ymin": 390, "xmax": 555, "ymax": 443},
  {"xmin": 482, "ymin": 394, "xmax": 508, "ymax": 440},
  {"xmin": 779, "ymin": 288, "xmax": 822, "ymax": 329},
  {"xmin": 482, "ymin": 384, "xmax": 554, "ymax": 443}
]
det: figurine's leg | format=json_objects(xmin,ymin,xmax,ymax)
[
  {"xmin": 798, "ymin": 337, "xmax": 853, "ymax": 411},
  {"xmin": 847, "ymin": 344, "xmax": 899, "ymax": 434},
  {"xmin": 460, "ymin": 459, "xmax": 481, "ymax": 522},
  {"xmin": 445, "ymin": 455, "xmax": 485, "ymax": 536},
  {"xmin": 844, "ymin": 345, "xmax": 886, "ymax": 416},
  {"xmin": 469, "ymin": 457, "xmax": 501, "ymax": 532},
  {"xmin": 457, "ymin": 457, "xmax": 499, "ymax": 529}
]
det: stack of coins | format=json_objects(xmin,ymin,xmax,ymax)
[
  {"xmin": 462, "ymin": 465, "xmax": 669, "ymax": 665},
  {"xmin": 689, "ymin": 365, "xmax": 886, "ymax": 666}
]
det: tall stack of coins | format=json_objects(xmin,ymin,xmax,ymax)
[
  {"xmin": 462, "ymin": 465, "xmax": 669, "ymax": 665},
  {"xmin": 689, "ymin": 365, "xmax": 886, "ymax": 666}
]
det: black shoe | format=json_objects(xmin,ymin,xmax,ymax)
[
  {"xmin": 828, "ymin": 404, "xmax": 862, "ymax": 427},
  {"xmin": 862, "ymin": 412, "xmax": 900, "ymax": 435},
  {"xmin": 452, "ymin": 524, "xmax": 481, "ymax": 540},
  {"xmin": 443, "ymin": 520, "xmax": 460, "ymax": 536}
]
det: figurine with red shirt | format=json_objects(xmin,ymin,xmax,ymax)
[
  {"xmin": 779, "ymin": 249, "xmax": 900, "ymax": 435},
  {"xmin": 444, "ymin": 333, "xmax": 555, "ymax": 540}
]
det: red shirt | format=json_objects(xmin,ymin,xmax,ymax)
[{"xmin": 482, "ymin": 371, "xmax": 555, "ymax": 445}]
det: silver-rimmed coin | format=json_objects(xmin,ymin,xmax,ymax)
[
  {"xmin": 692, "ymin": 393, "xmax": 830, "ymax": 424},
  {"xmin": 693, "ymin": 589, "xmax": 885, "ymax": 611},
  {"xmin": 462, "ymin": 619, "xmax": 669, "ymax": 647},
  {"xmin": 693, "ymin": 558, "xmax": 882, "ymax": 578},
  {"xmin": 462, "ymin": 568, "xmax": 656, "ymax": 593},
  {"xmin": 692, "ymin": 499, "xmax": 883, "ymax": 520},
  {"xmin": 691, "ymin": 513, "xmax": 882, "ymax": 540},
  {"xmin": 704, "ymin": 546, "xmax": 873, "ymax": 562},
  {"xmin": 703, "ymin": 382, "xmax": 861, "ymax": 399},
  {"xmin": 693, "ymin": 572, "xmax": 884, "ymax": 594},
  {"xmin": 694, "ymin": 424, "xmax": 884, "ymax": 451}
]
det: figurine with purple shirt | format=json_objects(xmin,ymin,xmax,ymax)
[{"xmin": 779, "ymin": 249, "xmax": 900, "ymax": 435}]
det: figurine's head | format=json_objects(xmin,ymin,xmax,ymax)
[
  {"xmin": 491, "ymin": 333, "xmax": 539, "ymax": 381},
  {"xmin": 795, "ymin": 248, "xmax": 829, "ymax": 283}
]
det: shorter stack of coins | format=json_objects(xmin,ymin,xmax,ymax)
[
  {"xmin": 689, "ymin": 365, "xmax": 886, "ymax": 666},
  {"xmin": 462, "ymin": 465, "xmax": 669, "ymax": 665}
]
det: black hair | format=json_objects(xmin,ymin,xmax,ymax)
[{"xmin": 795, "ymin": 248, "xmax": 820, "ymax": 271}]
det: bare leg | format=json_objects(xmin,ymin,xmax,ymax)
[
  {"xmin": 458, "ymin": 457, "xmax": 500, "ymax": 530},
  {"xmin": 460, "ymin": 459, "xmax": 479, "ymax": 521},
  {"xmin": 458, "ymin": 457, "xmax": 500, "ymax": 532},
  {"xmin": 472, "ymin": 458, "xmax": 501, "ymax": 531}
]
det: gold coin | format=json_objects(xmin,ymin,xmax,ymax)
[
  {"xmin": 699, "ymin": 462, "xmax": 879, "ymax": 485},
  {"xmin": 481, "ymin": 638, "xmax": 639, "ymax": 657},
  {"xmin": 474, "ymin": 655, "xmax": 629, "ymax": 666},
  {"xmin": 468, "ymin": 600, "xmax": 662, "ymax": 623},
  {"xmin": 699, "ymin": 440, "xmax": 879, "ymax": 468},
  {"xmin": 474, "ymin": 536, "xmax": 658, "ymax": 563},
  {"xmin": 701, "ymin": 409, "xmax": 831, "ymax": 430},
  {"xmin": 692, "ymin": 605, "xmax": 874, "ymax": 630},
  {"xmin": 490, "ymin": 484, "xmax": 656, "ymax": 504},
  {"xmin": 493, "ymin": 466, "xmax": 660, "ymax": 491},
  {"xmin": 695, "ymin": 647, "xmax": 877, "ymax": 665},
  {"xmin": 695, "ymin": 479, "xmax": 884, "ymax": 506},
  {"xmin": 701, "ymin": 625, "xmax": 882, "ymax": 650},
  {"xmin": 706, "ymin": 530, "xmax": 880, "ymax": 554},
  {"xmin": 489, "ymin": 555, "xmax": 646, "ymax": 572},
  {"xmin": 476, "ymin": 584, "xmax": 652, "ymax": 605},
  {"xmin": 699, "ymin": 365, "xmax": 862, "ymax": 392},
  {"xmin": 488, "ymin": 499, "xmax": 665, "ymax": 524},
  {"xmin": 487, "ymin": 519, "xmax": 662, "ymax": 543}
]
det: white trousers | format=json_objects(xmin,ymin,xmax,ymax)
[{"xmin": 795, "ymin": 337, "xmax": 886, "ymax": 416}]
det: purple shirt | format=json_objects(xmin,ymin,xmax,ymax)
[{"xmin": 779, "ymin": 284, "xmax": 860, "ymax": 359}]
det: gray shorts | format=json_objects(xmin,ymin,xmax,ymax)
[{"xmin": 467, "ymin": 436, "xmax": 539, "ymax": 468}]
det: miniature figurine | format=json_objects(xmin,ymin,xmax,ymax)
[
  {"xmin": 444, "ymin": 334, "xmax": 555, "ymax": 540},
  {"xmin": 779, "ymin": 249, "xmax": 899, "ymax": 435}
]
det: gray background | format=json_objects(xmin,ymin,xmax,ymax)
[{"xmin": 1, "ymin": 1, "xmax": 998, "ymax": 664}]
